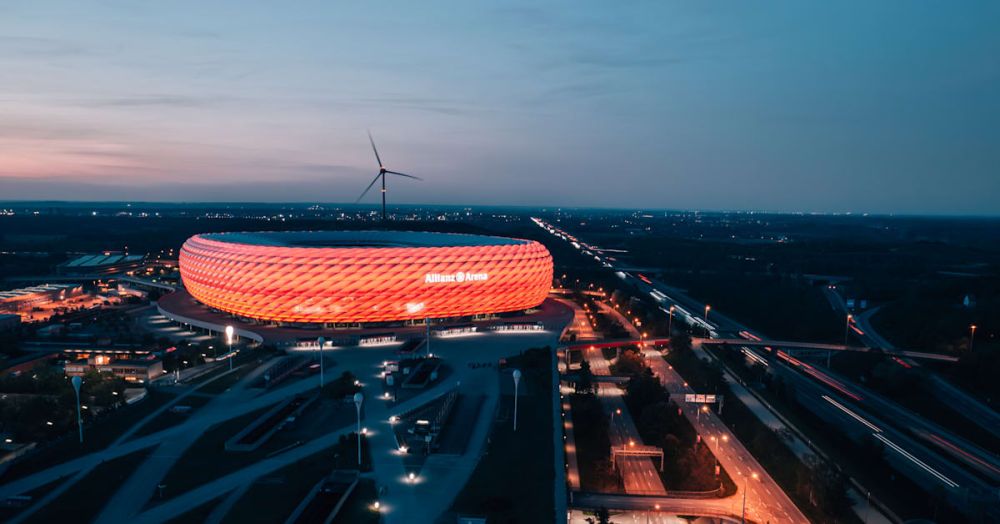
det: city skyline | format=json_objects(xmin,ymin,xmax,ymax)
[{"xmin": 2, "ymin": 1, "xmax": 999, "ymax": 214}]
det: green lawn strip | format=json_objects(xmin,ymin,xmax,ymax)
[
  {"xmin": 162, "ymin": 496, "xmax": 224, "ymax": 524},
  {"xmin": 130, "ymin": 393, "xmax": 212, "ymax": 438},
  {"xmin": 156, "ymin": 404, "xmax": 277, "ymax": 498},
  {"xmin": 0, "ymin": 388, "xmax": 174, "ymax": 483},
  {"xmin": 450, "ymin": 348, "xmax": 554, "ymax": 522},
  {"xmin": 24, "ymin": 448, "xmax": 151, "ymax": 524},
  {"xmin": 198, "ymin": 361, "xmax": 261, "ymax": 395},
  {"xmin": 221, "ymin": 440, "xmax": 372, "ymax": 524},
  {"xmin": 0, "ymin": 477, "xmax": 67, "ymax": 522},
  {"xmin": 331, "ymin": 479, "xmax": 380, "ymax": 524}
]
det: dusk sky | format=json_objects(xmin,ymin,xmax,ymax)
[{"xmin": 1, "ymin": 1, "xmax": 998, "ymax": 214}]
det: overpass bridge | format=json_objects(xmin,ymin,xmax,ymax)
[
  {"xmin": 572, "ymin": 492, "xmax": 741, "ymax": 522},
  {"xmin": 699, "ymin": 338, "xmax": 958, "ymax": 363},
  {"xmin": 561, "ymin": 337, "xmax": 957, "ymax": 363}
]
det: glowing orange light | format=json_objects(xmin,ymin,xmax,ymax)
[{"xmin": 179, "ymin": 232, "xmax": 553, "ymax": 323}]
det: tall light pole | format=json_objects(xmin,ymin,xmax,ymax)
[
  {"xmin": 969, "ymin": 324, "xmax": 977, "ymax": 352},
  {"xmin": 844, "ymin": 314, "xmax": 853, "ymax": 346},
  {"xmin": 353, "ymin": 392, "xmax": 364, "ymax": 466},
  {"xmin": 71, "ymin": 376, "xmax": 83, "ymax": 444},
  {"xmin": 318, "ymin": 336, "xmax": 325, "ymax": 388},
  {"xmin": 668, "ymin": 305, "xmax": 675, "ymax": 336},
  {"xmin": 512, "ymin": 369, "xmax": 522, "ymax": 432},
  {"xmin": 225, "ymin": 325, "xmax": 234, "ymax": 371},
  {"xmin": 425, "ymin": 317, "xmax": 431, "ymax": 357},
  {"xmin": 704, "ymin": 304, "xmax": 711, "ymax": 322}
]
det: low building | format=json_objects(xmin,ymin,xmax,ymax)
[
  {"xmin": 57, "ymin": 252, "xmax": 145, "ymax": 276},
  {"xmin": 0, "ymin": 313, "xmax": 20, "ymax": 332},
  {"xmin": 64, "ymin": 355, "xmax": 164, "ymax": 384},
  {"xmin": 0, "ymin": 284, "xmax": 83, "ymax": 314}
]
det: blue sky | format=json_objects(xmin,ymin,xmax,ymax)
[{"xmin": 1, "ymin": 1, "xmax": 998, "ymax": 214}]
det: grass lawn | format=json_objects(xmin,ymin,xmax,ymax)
[
  {"xmin": 0, "ymin": 477, "xmax": 67, "ymax": 522},
  {"xmin": 449, "ymin": 348, "xmax": 554, "ymax": 522},
  {"xmin": 163, "ymin": 497, "xmax": 223, "ymax": 524},
  {"xmin": 198, "ymin": 360, "xmax": 261, "ymax": 395},
  {"xmin": 332, "ymin": 479, "xmax": 380, "ymax": 524},
  {"xmin": 222, "ymin": 443, "xmax": 373, "ymax": 524},
  {"xmin": 0, "ymin": 388, "xmax": 173, "ymax": 483},
  {"xmin": 156, "ymin": 404, "xmax": 276, "ymax": 497},
  {"xmin": 131, "ymin": 394, "xmax": 212, "ymax": 438},
  {"xmin": 24, "ymin": 448, "xmax": 151, "ymax": 524}
]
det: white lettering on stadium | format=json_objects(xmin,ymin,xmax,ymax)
[{"xmin": 424, "ymin": 271, "xmax": 489, "ymax": 284}]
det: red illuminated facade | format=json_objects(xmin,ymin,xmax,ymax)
[{"xmin": 178, "ymin": 231, "xmax": 553, "ymax": 323}]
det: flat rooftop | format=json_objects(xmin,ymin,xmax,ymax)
[
  {"xmin": 0, "ymin": 283, "xmax": 79, "ymax": 300},
  {"xmin": 196, "ymin": 230, "xmax": 527, "ymax": 248}
]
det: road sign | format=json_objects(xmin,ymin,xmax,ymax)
[{"xmin": 683, "ymin": 393, "xmax": 719, "ymax": 404}]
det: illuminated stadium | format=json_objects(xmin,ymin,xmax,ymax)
[{"xmin": 178, "ymin": 231, "xmax": 553, "ymax": 324}]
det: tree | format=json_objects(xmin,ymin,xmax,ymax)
[
  {"xmin": 611, "ymin": 349, "xmax": 645, "ymax": 376},
  {"xmin": 577, "ymin": 360, "xmax": 595, "ymax": 394},
  {"xmin": 586, "ymin": 507, "xmax": 614, "ymax": 524},
  {"xmin": 669, "ymin": 333, "xmax": 692, "ymax": 355}
]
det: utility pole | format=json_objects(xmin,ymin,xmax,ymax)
[
  {"xmin": 71, "ymin": 376, "xmax": 83, "ymax": 444},
  {"xmin": 318, "ymin": 336, "xmax": 325, "ymax": 388},
  {"xmin": 512, "ymin": 369, "xmax": 522, "ymax": 432},
  {"xmin": 353, "ymin": 392, "xmax": 364, "ymax": 465}
]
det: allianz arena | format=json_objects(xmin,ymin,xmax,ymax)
[{"xmin": 178, "ymin": 231, "xmax": 553, "ymax": 324}]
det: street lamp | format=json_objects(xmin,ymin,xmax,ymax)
[
  {"xmin": 71, "ymin": 376, "xmax": 83, "ymax": 444},
  {"xmin": 353, "ymin": 392, "xmax": 364, "ymax": 466},
  {"xmin": 844, "ymin": 314, "xmax": 853, "ymax": 346},
  {"xmin": 668, "ymin": 305, "xmax": 675, "ymax": 336},
  {"xmin": 317, "ymin": 336, "xmax": 326, "ymax": 387},
  {"xmin": 512, "ymin": 369, "xmax": 522, "ymax": 432},
  {"xmin": 225, "ymin": 325, "xmax": 234, "ymax": 371},
  {"xmin": 704, "ymin": 304, "xmax": 711, "ymax": 322},
  {"xmin": 969, "ymin": 324, "xmax": 977, "ymax": 352},
  {"xmin": 741, "ymin": 472, "xmax": 759, "ymax": 524}
]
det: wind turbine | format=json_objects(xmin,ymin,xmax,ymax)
[{"xmin": 356, "ymin": 132, "xmax": 421, "ymax": 221}]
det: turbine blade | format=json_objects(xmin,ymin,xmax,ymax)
[
  {"xmin": 368, "ymin": 131, "xmax": 383, "ymax": 168},
  {"xmin": 385, "ymin": 170, "xmax": 422, "ymax": 181},
  {"xmin": 355, "ymin": 173, "xmax": 382, "ymax": 203}
]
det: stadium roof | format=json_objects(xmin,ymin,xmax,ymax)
[
  {"xmin": 63, "ymin": 253, "xmax": 144, "ymax": 267},
  {"xmin": 197, "ymin": 230, "xmax": 526, "ymax": 248}
]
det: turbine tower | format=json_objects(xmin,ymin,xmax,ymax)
[{"xmin": 356, "ymin": 132, "xmax": 421, "ymax": 221}]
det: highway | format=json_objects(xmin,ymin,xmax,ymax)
[
  {"xmin": 532, "ymin": 217, "xmax": 1000, "ymax": 520},
  {"xmin": 640, "ymin": 275, "xmax": 1000, "ymax": 518},
  {"xmin": 594, "ymin": 302, "xmax": 806, "ymax": 523},
  {"xmin": 827, "ymin": 287, "xmax": 1000, "ymax": 441},
  {"xmin": 573, "ymin": 303, "xmax": 666, "ymax": 496}
]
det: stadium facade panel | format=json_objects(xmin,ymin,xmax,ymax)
[{"xmin": 178, "ymin": 231, "xmax": 553, "ymax": 323}]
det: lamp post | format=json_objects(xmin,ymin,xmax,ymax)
[
  {"xmin": 353, "ymin": 392, "xmax": 364, "ymax": 466},
  {"xmin": 317, "ymin": 336, "xmax": 326, "ymax": 387},
  {"xmin": 704, "ymin": 304, "xmax": 711, "ymax": 322},
  {"xmin": 71, "ymin": 376, "xmax": 83, "ymax": 444},
  {"xmin": 225, "ymin": 325, "xmax": 234, "ymax": 371},
  {"xmin": 969, "ymin": 324, "xmax": 977, "ymax": 352},
  {"xmin": 668, "ymin": 305, "xmax": 675, "ymax": 336},
  {"xmin": 512, "ymin": 369, "xmax": 522, "ymax": 432}
]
